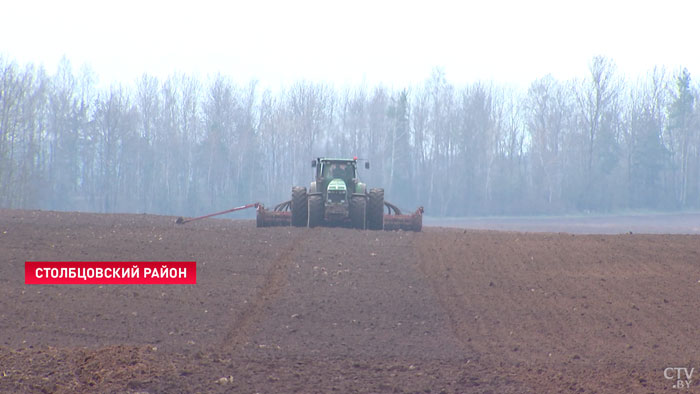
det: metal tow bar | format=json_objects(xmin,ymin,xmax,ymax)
[{"xmin": 175, "ymin": 203, "xmax": 259, "ymax": 225}]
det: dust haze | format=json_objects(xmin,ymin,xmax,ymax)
[{"xmin": 1, "ymin": 56, "xmax": 699, "ymax": 228}]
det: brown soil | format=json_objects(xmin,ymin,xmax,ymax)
[{"xmin": 1, "ymin": 209, "xmax": 699, "ymax": 393}]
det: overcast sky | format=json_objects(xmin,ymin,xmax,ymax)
[{"xmin": 2, "ymin": 0, "xmax": 698, "ymax": 90}]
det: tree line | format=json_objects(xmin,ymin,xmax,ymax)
[{"xmin": 0, "ymin": 55, "xmax": 698, "ymax": 217}]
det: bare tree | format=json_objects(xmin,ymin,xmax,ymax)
[
  {"xmin": 526, "ymin": 75, "xmax": 572, "ymax": 211},
  {"xmin": 574, "ymin": 56, "xmax": 623, "ymax": 210}
]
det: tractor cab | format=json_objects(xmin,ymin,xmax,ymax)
[
  {"xmin": 312, "ymin": 157, "xmax": 368, "ymax": 198},
  {"xmin": 321, "ymin": 161, "xmax": 355, "ymax": 184}
]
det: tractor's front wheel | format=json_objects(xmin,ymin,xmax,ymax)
[
  {"xmin": 308, "ymin": 194, "xmax": 323, "ymax": 227},
  {"xmin": 367, "ymin": 188, "xmax": 384, "ymax": 230},
  {"xmin": 349, "ymin": 195, "xmax": 366, "ymax": 229},
  {"xmin": 291, "ymin": 186, "xmax": 308, "ymax": 227}
]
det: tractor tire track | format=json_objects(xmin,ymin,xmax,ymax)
[
  {"xmin": 222, "ymin": 230, "xmax": 309, "ymax": 351},
  {"xmin": 414, "ymin": 229, "xmax": 477, "ymax": 352}
]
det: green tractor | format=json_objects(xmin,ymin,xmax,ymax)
[
  {"xmin": 290, "ymin": 157, "xmax": 384, "ymax": 229},
  {"xmin": 257, "ymin": 157, "xmax": 422, "ymax": 231}
]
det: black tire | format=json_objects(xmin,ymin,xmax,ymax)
[
  {"xmin": 291, "ymin": 186, "xmax": 308, "ymax": 227},
  {"xmin": 367, "ymin": 188, "xmax": 384, "ymax": 230},
  {"xmin": 308, "ymin": 195, "xmax": 323, "ymax": 228},
  {"xmin": 349, "ymin": 195, "xmax": 366, "ymax": 229}
]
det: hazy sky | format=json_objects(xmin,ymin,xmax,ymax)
[{"xmin": 2, "ymin": 0, "xmax": 698, "ymax": 89}]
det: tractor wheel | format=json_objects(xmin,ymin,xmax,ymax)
[
  {"xmin": 308, "ymin": 195, "xmax": 323, "ymax": 228},
  {"xmin": 291, "ymin": 186, "xmax": 308, "ymax": 227},
  {"xmin": 349, "ymin": 195, "xmax": 366, "ymax": 229},
  {"xmin": 367, "ymin": 188, "xmax": 384, "ymax": 230}
]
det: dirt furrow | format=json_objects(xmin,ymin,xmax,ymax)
[{"xmin": 222, "ymin": 231, "xmax": 308, "ymax": 350}]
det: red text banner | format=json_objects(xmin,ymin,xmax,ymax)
[{"xmin": 25, "ymin": 261, "xmax": 197, "ymax": 285}]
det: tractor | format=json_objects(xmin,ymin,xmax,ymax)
[
  {"xmin": 257, "ymin": 157, "xmax": 423, "ymax": 231},
  {"xmin": 293, "ymin": 157, "xmax": 383, "ymax": 229}
]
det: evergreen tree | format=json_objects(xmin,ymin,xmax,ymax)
[{"xmin": 667, "ymin": 68, "xmax": 695, "ymax": 206}]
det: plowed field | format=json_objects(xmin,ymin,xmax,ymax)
[{"xmin": 1, "ymin": 209, "xmax": 699, "ymax": 393}]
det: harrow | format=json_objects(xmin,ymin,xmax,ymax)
[{"xmin": 255, "ymin": 200, "xmax": 423, "ymax": 231}]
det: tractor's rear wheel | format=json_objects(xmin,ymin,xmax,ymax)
[
  {"xmin": 291, "ymin": 186, "xmax": 308, "ymax": 227},
  {"xmin": 367, "ymin": 188, "xmax": 384, "ymax": 230},
  {"xmin": 308, "ymin": 195, "xmax": 323, "ymax": 227},
  {"xmin": 349, "ymin": 195, "xmax": 366, "ymax": 229}
]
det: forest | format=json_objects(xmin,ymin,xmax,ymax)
[{"xmin": 0, "ymin": 55, "xmax": 698, "ymax": 217}]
